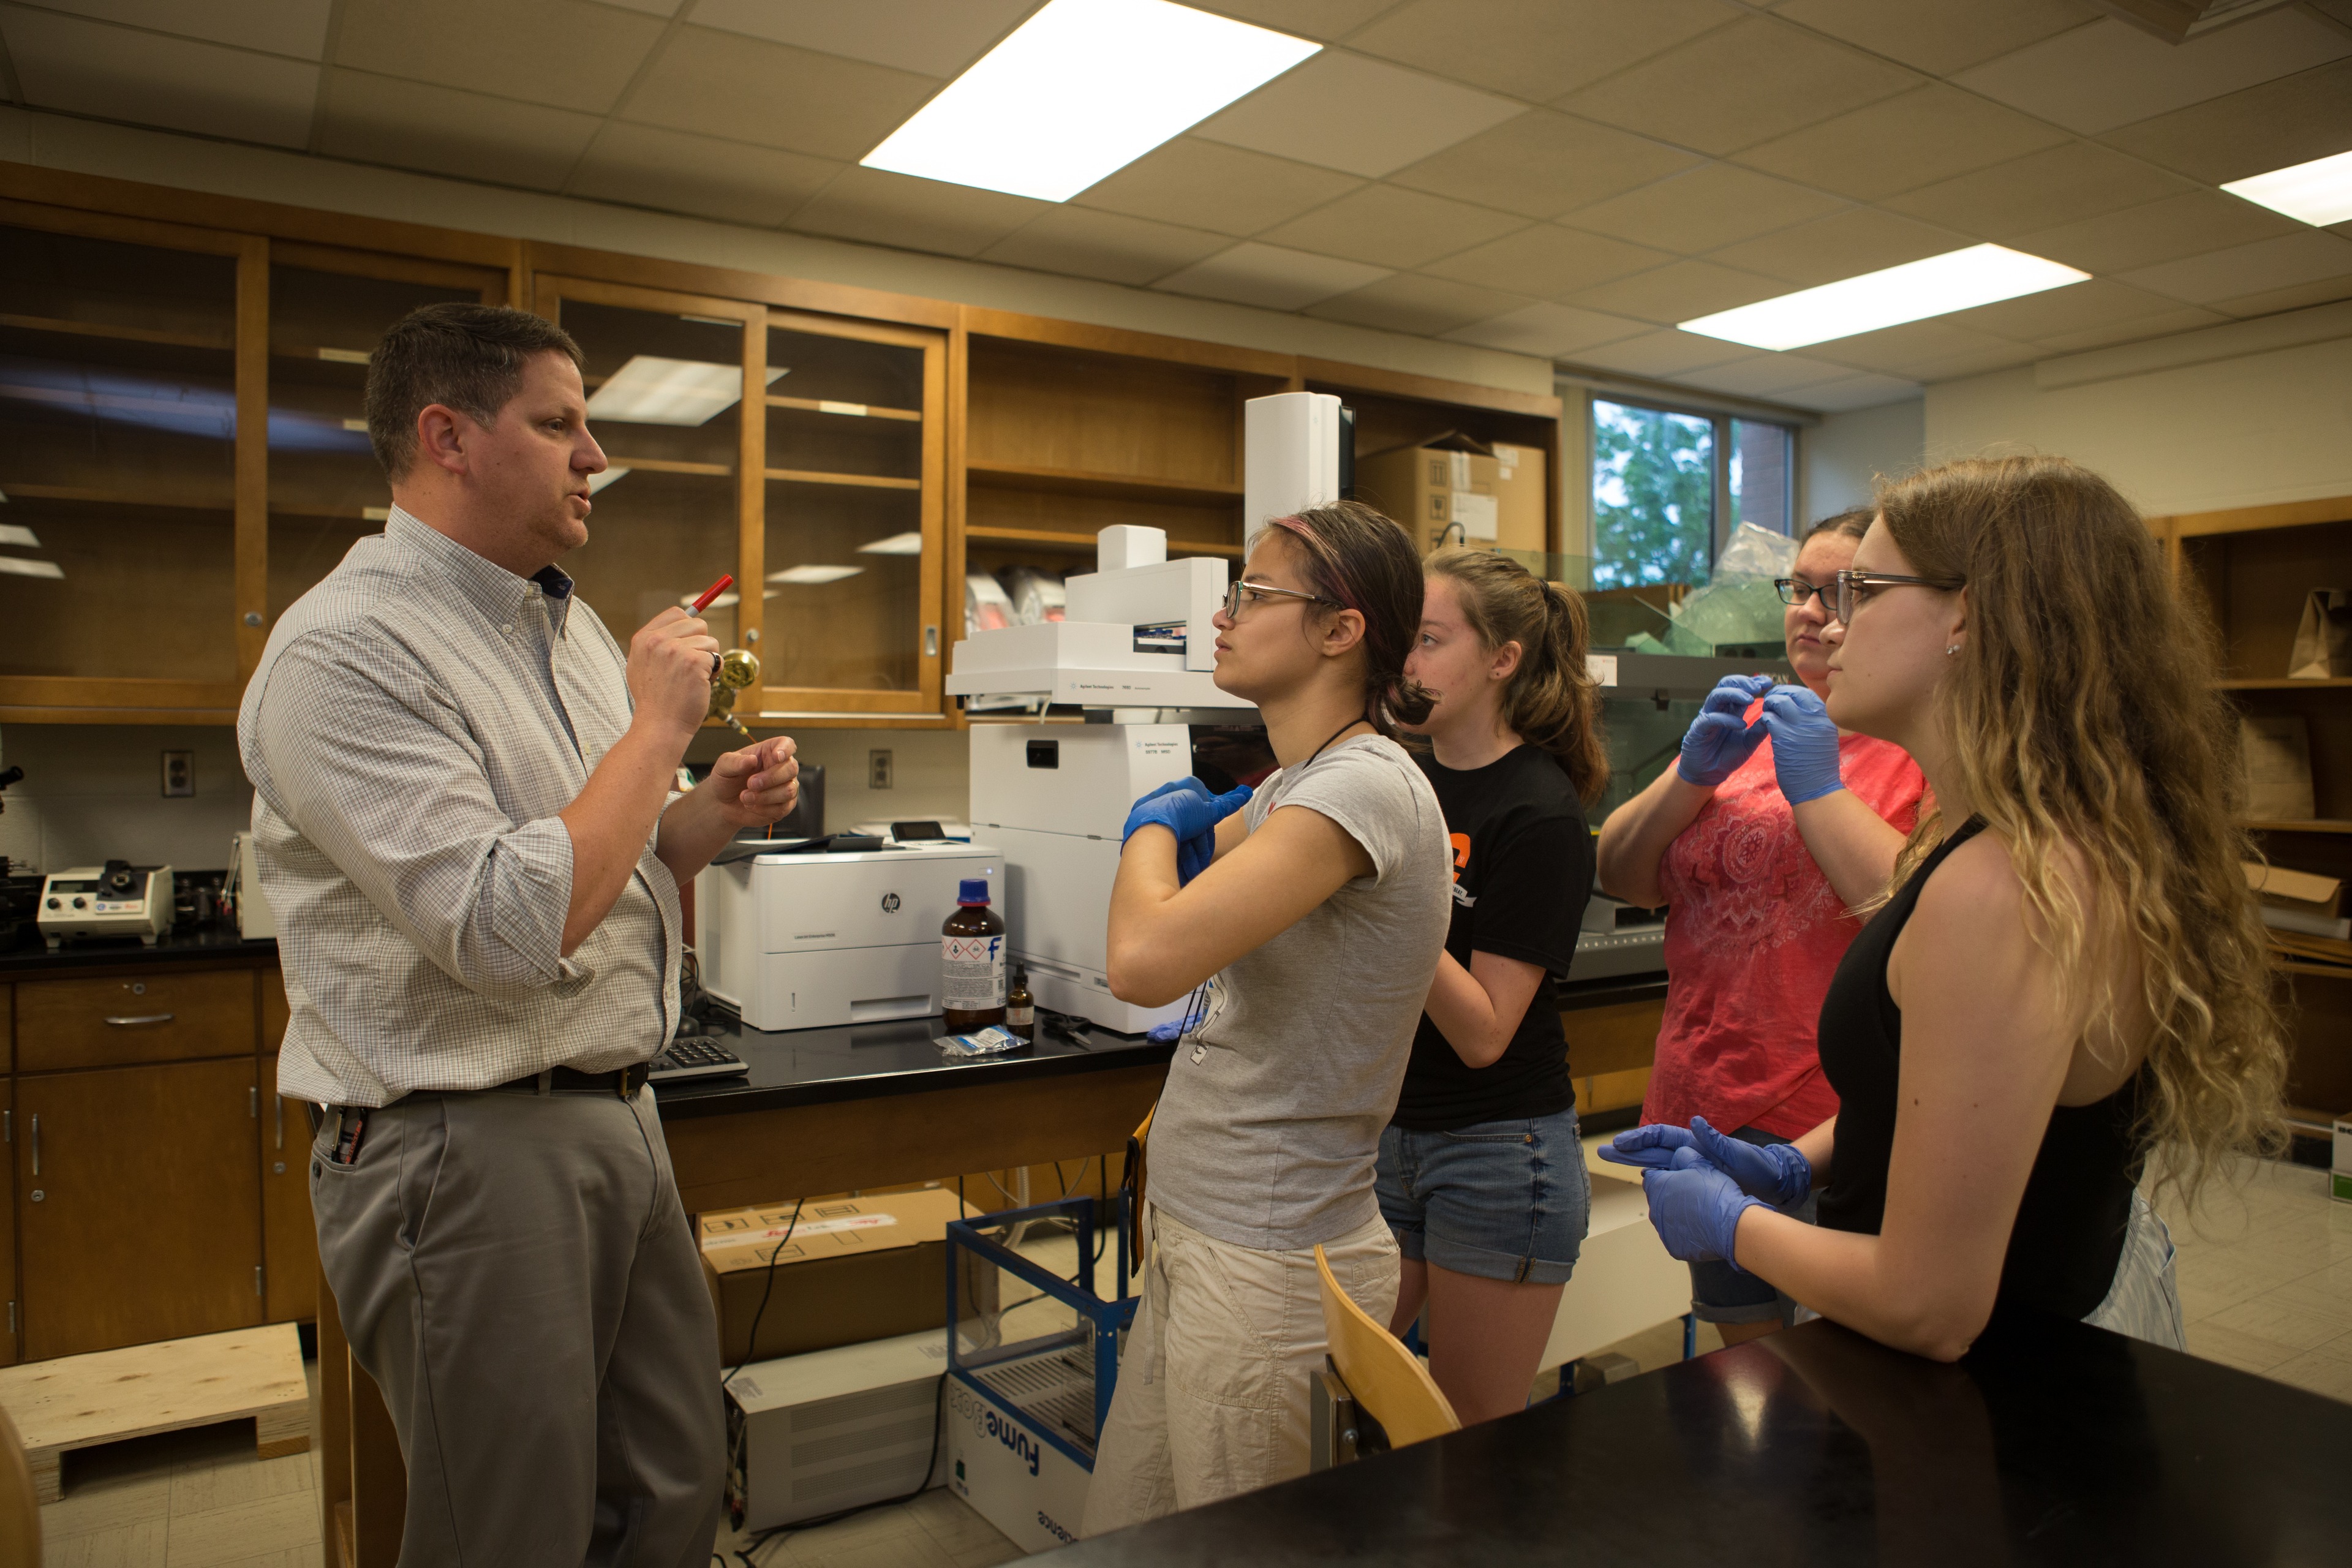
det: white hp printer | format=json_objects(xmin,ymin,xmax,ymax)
[{"xmin": 694, "ymin": 840, "xmax": 1001, "ymax": 1032}]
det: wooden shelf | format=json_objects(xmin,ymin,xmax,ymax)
[
  {"xmin": 2245, "ymin": 820, "xmax": 2352, "ymax": 834},
  {"xmin": 2214, "ymin": 677, "xmax": 2352, "ymax": 690},
  {"xmin": 0, "ymin": 311, "xmax": 230, "ymax": 352},
  {"xmin": 2275, "ymin": 960, "xmax": 2352, "ymax": 980},
  {"xmin": 767, "ymin": 394, "xmax": 919, "ymax": 423},
  {"xmin": 967, "ymin": 525, "xmax": 1242, "ymax": 558},
  {"xmin": 765, "ymin": 467, "xmax": 921, "ymax": 491},
  {"xmin": 601, "ymin": 456, "xmax": 732, "ymax": 477},
  {"xmin": 965, "ymin": 461, "xmax": 1242, "ymax": 506},
  {"xmin": 1, "ymin": 481, "xmax": 230, "ymax": 510}
]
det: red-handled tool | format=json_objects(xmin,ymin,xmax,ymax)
[{"xmin": 690, "ymin": 573, "xmax": 734, "ymax": 612}]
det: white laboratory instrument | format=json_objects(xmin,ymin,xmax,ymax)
[
  {"xmin": 694, "ymin": 840, "xmax": 1001, "ymax": 1031},
  {"xmin": 224, "ymin": 830, "xmax": 277, "ymax": 940},
  {"xmin": 38, "ymin": 862, "xmax": 173, "ymax": 948},
  {"xmin": 725, "ymin": 1330, "xmax": 949, "ymax": 1531}
]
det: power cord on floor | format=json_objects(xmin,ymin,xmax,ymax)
[{"xmin": 720, "ymin": 1196, "xmax": 802, "ymax": 1389}]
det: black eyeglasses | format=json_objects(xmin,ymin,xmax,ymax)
[
  {"xmin": 1223, "ymin": 579, "xmax": 1342, "ymax": 620},
  {"xmin": 1834, "ymin": 568, "xmax": 1965, "ymax": 625},
  {"xmin": 1773, "ymin": 578, "xmax": 1831, "ymax": 608}
]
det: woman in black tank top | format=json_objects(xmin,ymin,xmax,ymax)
[{"xmin": 1603, "ymin": 458, "xmax": 2286, "ymax": 1362}]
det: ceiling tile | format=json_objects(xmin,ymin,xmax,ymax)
[
  {"xmin": 600, "ymin": 0, "xmax": 684, "ymax": 13},
  {"xmin": 979, "ymin": 206, "xmax": 1234, "ymax": 285},
  {"xmin": 1562, "ymin": 163, "xmax": 1847, "ymax": 254},
  {"xmin": 27, "ymin": 0, "xmax": 331, "ymax": 58},
  {"xmin": 1954, "ymin": 12, "xmax": 2350, "ymax": 137},
  {"xmin": 688, "ymin": 0, "xmax": 1036, "ymax": 78},
  {"xmin": 1878, "ymin": 142, "xmax": 2194, "ymax": 241},
  {"xmin": 316, "ymin": 69, "xmax": 601, "ymax": 188},
  {"xmin": 1566, "ymin": 330, "xmax": 1754, "ymax": 378},
  {"xmin": 1072, "ymin": 138, "xmax": 1362, "ymax": 237},
  {"xmin": 2013, "ymin": 189, "xmax": 2306, "ymax": 274},
  {"xmin": 1303, "ymin": 273, "xmax": 1534, "ymax": 336},
  {"xmin": 1768, "ymin": 0, "xmax": 2099, "ymax": 77},
  {"xmin": 2096, "ymin": 56, "xmax": 2352, "ymax": 185},
  {"xmin": 2204, "ymin": 274, "xmax": 2352, "ymax": 319},
  {"xmin": 1785, "ymin": 372, "xmax": 1923, "ymax": 411},
  {"xmin": 2117, "ymin": 230, "xmax": 2352, "ymax": 306},
  {"xmin": 2024, "ymin": 303, "xmax": 2228, "ymax": 355},
  {"xmin": 2, "ymin": 8, "xmax": 317, "ymax": 148},
  {"xmin": 1441, "ymin": 301, "xmax": 1651, "ymax": 357},
  {"xmin": 1187, "ymin": 0, "xmax": 1400, "ymax": 39},
  {"xmin": 1387, "ymin": 111, "xmax": 1703, "ymax": 221},
  {"xmin": 1676, "ymin": 352, "xmax": 1864, "ymax": 398},
  {"xmin": 1194, "ymin": 50, "xmax": 1523, "ymax": 178},
  {"xmin": 1556, "ymin": 18, "xmax": 1918, "ymax": 157},
  {"xmin": 1257, "ymin": 184, "xmax": 1528, "ymax": 270},
  {"xmin": 1802, "ymin": 318, "xmax": 2033, "ymax": 377},
  {"xmin": 1152, "ymin": 241, "xmax": 1392, "ymax": 310},
  {"xmin": 1347, "ymin": 0, "xmax": 1744, "ymax": 101},
  {"xmin": 1706, "ymin": 208, "xmax": 1967, "ymax": 287},
  {"xmin": 786, "ymin": 166, "xmax": 1049, "ymax": 256},
  {"xmin": 567, "ymin": 123, "xmax": 842, "ymax": 228},
  {"xmin": 1564, "ymin": 258, "xmax": 1790, "ymax": 324},
  {"xmin": 335, "ymin": 0, "xmax": 665, "ymax": 115},
  {"xmin": 1419, "ymin": 223, "xmax": 1673, "ymax": 298},
  {"xmin": 1733, "ymin": 85, "xmax": 2068, "ymax": 200},
  {"xmin": 622, "ymin": 26, "xmax": 938, "ymax": 160},
  {"xmin": 1935, "ymin": 277, "xmax": 2204, "ymax": 342}
]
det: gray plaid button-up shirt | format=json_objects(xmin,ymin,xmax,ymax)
[{"xmin": 238, "ymin": 506, "xmax": 679, "ymax": 1106}]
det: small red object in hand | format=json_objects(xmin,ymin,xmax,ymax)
[{"xmin": 690, "ymin": 573, "xmax": 734, "ymax": 612}]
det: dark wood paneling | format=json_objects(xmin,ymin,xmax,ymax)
[
  {"xmin": 17, "ymin": 970, "xmax": 257, "ymax": 1071},
  {"xmin": 260, "ymin": 1054, "xmax": 315, "ymax": 1324}
]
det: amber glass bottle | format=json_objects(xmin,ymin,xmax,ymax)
[
  {"xmin": 941, "ymin": 878, "xmax": 1007, "ymax": 1031},
  {"xmin": 1006, "ymin": 967, "xmax": 1035, "ymax": 1041}
]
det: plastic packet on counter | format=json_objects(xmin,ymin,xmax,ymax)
[{"xmin": 935, "ymin": 1025, "xmax": 1029, "ymax": 1058}]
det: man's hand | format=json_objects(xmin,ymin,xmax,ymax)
[
  {"xmin": 628, "ymin": 607, "xmax": 720, "ymax": 744},
  {"xmin": 704, "ymin": 736, "xmax": 800, "ymax": 830}
]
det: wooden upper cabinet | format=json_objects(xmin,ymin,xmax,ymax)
[{"xmin": 538, "ymin": 274, "xmax": 947, "ymax": 721}]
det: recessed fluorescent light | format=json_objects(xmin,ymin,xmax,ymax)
[
  {"xmin": 857, "ymin": 532, "xmax": 925, "ymax": 555},
  {"xmin": 861, "ymin": 0, "xmax": 1320, "ymax": 202},
  {"xmin": 0, "ymin": 556, "xmax": 63, "ymax": 579},
  {"xmin": 768, "ymin": 565, "xmax": 865, "ymax": 586},
  {"xmin": 0, "ymin": 522, "xmax": 38, "ymax": 548},
  {"xmin": 586, "ymin": 358, "xmax": 785, "ymax": 426},
  {"xmin": 1680, "ymin": 244, "xmax": 2090, "ymax": 352},
  {"xmin": 587, "ymin": 467, "xmax": 630, "ymax": 494},
  {"xmin": 2222, "ymin": 150, "xmax": 2352, "ymax": 228}
]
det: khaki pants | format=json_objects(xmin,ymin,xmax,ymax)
[{"xmin": 1080, "ymin": 1206, "xmax": 1398, "ymax": 1537}]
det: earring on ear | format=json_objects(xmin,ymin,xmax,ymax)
[{"xmin": 1945, "ymin": 645, "xmax": 1961, "ymax": 657}]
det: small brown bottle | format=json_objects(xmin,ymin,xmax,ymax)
[
  {"xmin": 941, "ymin": 878, "xmax": 1007, "ymax": 1031},
  {"xmin": 1006, "ymin": 966, "xmax": 1035, "ymax": 1041}
]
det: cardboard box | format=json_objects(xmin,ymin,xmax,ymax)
[
  {"xmin": 2334, "ymin": 1115, "xmax": 2351, "ymax": 1206},
  {"xmin": 1357, "ymin": 434, "xmax": 1548, "ymax": 556},
  {"xmin": 699, "ymin": 1189, "xmax": 993, "ymax": 1368}
]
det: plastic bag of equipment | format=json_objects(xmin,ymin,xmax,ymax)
[
  {"xmin": 966, "ymin": 572, "xmax": 1017, "ymax": 639},
  {"xmin": 997, "ymin": 567, "xmax": 1067, "ymax": 626},
  {"xmin": 1672, "ymin": 522, "xmax": 1798, "ymax": 650}
]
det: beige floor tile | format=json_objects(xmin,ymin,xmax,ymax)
[
  {"xmin": 952, "ymin": 1544, "xmax": 1028, "ymax": 1568},
  {"xmin": 169, "ymin": 1450, "xmax": 314, "ymax": 1515},
  {"xmin": 44, "ymin": 1518, "xmax": 168, "ymax": 1568},
  {"xmin": 793, "ymin": 1529, "xmax": 960, "ymax": 1568},
  {"xmin": 776, "ymin": 1501, "xmax": 935, "ymax": 1555},
  {"xmin": 2263, "ymin": 1347, "xmax": 2352, "ymax": 1404},
  {"xmin": 2204, "ymin": 1294, "xmax": 2352, "ymax": 1354},
  {"xmin": 907, "ymin": 1489, "xmax": 1019, "ymax": 1556},
  {"xmin": 2183, "ymin": 1319, "xmax": 2301, "ymax": 1374},
  {"xmin": 164, "ymin": 1491, "xmax": 320, "ymax": 1568},
  {"xmin": 198, "ymin": 1552, "xmax": 323, "ymax": 1568},
  {"xmin": 2262, "ymin": 1261, "xmax": 2352, "ymax": 1327},
  {"xmin": 37, "ymin": 1471, "xmax": 173, "ymax": 1541}
]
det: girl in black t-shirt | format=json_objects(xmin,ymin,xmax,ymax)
[{"xmin": 1379, "ymin": 548, "xmax": 1610, "ymax": 1423}]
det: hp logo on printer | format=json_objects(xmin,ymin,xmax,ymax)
[{"xmin": 880, "ymin": 892, "xmax": 902, "ymax": 914}]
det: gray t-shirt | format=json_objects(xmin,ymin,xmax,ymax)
[{"xmin": 1147, "ymin": 736, "xmax": 1453, "ymax": 1252}]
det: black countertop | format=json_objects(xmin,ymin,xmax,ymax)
[
  {"xmin": 650, "ymin": 1011, "xmax": 1176, "ymax": 1120},
  {"xmin": 1041, "ymin": 1314, "xmax": 2352, "ymax": 1566},
  {"xmin": 0, "ymin": 925, "xmax": 277, "ymax": 976}
]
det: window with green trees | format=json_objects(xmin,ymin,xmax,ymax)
[{"xmin": 1591, "ymin": 399, "xmax": 1713, "ymax": 588}]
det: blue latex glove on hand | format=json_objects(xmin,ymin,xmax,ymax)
[
  {"xmin": 1675, "ymin": 674, "xmax": 1774, "ymax": 787},
  {"xmin": 1760, "ymin": 684, "xmax": 1844, "ymax": 805},
  {"xmin": 1122, "ymin": 779, "xmax": 1251, "ymax": 886},
  {"xmin": 1599, "ymin": 1116, "xmax": 1812, "ymax": 1208},
  {"xmin": 1641, "ymin": 1147, "xmax": 1765, "ymax": 1270}
]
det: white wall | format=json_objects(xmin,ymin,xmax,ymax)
[
  {"xmin": 684, "ymin": 727, "xmax": 970, "ymax": 834},
  {"xmin": 1924, "ymin": 336, "xmax": 2352, "ymax": 518},
  {"xmin": 1801, "ymin": 398, "xmax": 1924, "ymax": 524},
  {"xmin": 0, "ymin": 725, "xmax": 254, "ymax": 875}
]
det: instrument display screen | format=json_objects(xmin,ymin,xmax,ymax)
[{"xmin": 48, "ymin": 879, "xmax": 99, "ymax": 892}]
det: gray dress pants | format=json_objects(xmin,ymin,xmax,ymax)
[{"xmin": 309, "ymin": 1084, "xmax": 725, "ymax": 1568}]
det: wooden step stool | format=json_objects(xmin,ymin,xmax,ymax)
[{"xmin": 0, "ymin": 1323, "xmax": 310, "ymax": 1502}]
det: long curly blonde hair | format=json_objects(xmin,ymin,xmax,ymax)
[{"xmin": 1874, "ymin": 456, "xmax": 2286, "ymax": 1204}]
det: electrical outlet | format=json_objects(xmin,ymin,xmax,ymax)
[
  {"xmin": 869, "ymin": 748, "xmax": 894, "ymax": 790},
  {"xmin": 161, "ymin": 750, "xmax": 195, "ymax": 797}
]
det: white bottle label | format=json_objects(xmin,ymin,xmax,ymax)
[
  {"xmin": 1007, "ymin": 1000, "xmax": 1034, "ymax": 1029},
  {"xmin": 942, "ymin": 933, "xmax": 1006, "ymax": 1010}
]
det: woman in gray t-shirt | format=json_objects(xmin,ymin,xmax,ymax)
[{"xmin": 1081, "ymin": 502, "xmax": 1453, "ymax": 1535}]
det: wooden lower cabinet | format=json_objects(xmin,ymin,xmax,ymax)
[
  {"xmin": 16, "ymin": 1055, "xmax": 264, "ymax": 1360},
  {"xmin": 260, "ymin": 1054, "xmax": 317, "ymax": 1323},
  {"xmin": 1, "ymin": 1077, "xmax": 15, "ymax": 1365}
]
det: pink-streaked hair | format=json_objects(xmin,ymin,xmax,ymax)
[{"xmin": 1262, "ymin": 501, "xmax": 1433, "ymax": 736}]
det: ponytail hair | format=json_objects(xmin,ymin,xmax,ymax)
[
  {"xmin": 1424, "ymin": 547, "xmax": 1611, "ymax": 806},
  {"xmin": 1265, "ymin": 500, "xmax": 1435, "ymax": 737}
]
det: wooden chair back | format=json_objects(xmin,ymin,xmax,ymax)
[
  {"xmin": 0, "ymin": 1403, "xmax": 40, "ymax": 1567},
  {"xmin": 1313, "ymin": 1244, "xmax": 1461, "ymax": 1449}
]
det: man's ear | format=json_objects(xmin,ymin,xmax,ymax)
[{"xmin": 415, "ymin": 402, "xmax": 471, "ymax": 477}]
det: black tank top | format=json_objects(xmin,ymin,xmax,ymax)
[{"xmin": 1815, "ymin": 816, "xmax": 2144, "ymax": 1325}]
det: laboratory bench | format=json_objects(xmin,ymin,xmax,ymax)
[
  {"xmin": 1042, "ymin": 1313, "xmax": 2352, "ymax": 1567},
  {"xmin": 0, "ymin": 927, "xmax": 278, "ymax": 976}
]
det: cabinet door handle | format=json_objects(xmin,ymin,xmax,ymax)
[
  {"xmin": 274, "ymin": 1094, "xmax": 284, "ymax": 1151},
  {"xmin": 250, "ymin": 1087, "xmax": 258, "ymax": 1118},
  {"xmin": 29, "ymin": 1114, "xmax": 37, "ymax": 1177},
  {"xmin": 104, "ymin": 1012, "xmax": 175, "ymax": 1027}
]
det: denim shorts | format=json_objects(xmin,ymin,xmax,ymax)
[
  {"xmin": 1688, "ymin": 1123, "xmax": 1819, "ymax": 1325},
  {"xmin": 1375, "ymin": 1106, "xmax": 1591, "ymax": 1286}
]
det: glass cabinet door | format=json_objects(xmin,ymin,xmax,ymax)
[
  {"xmin": 265, "ymin": 249, "xmax": 502, "ymax": 628},
  {"xmin": 538, "ymin": 277, "xmax": 759, "ymax": 658},
  {"xmin": 0, "ymin": 212, "xmax": 251, "ymax": 711},
  {"xmin": 760, "ymin": 311, "xmax": 943, "ymax": 715}
]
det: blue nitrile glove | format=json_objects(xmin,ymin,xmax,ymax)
[
  {"xmin": 1675, "ymin": 674, "xmax": 1774, "ymax": 786},
  {"xmin": 1122, "ymin": 780, "xmax": 1253, "ymax": 886},
  {"xmin": 1601, "ymin": 1117, "xmax": 1812, "ymax": 1208},
  {"xmin": 1641, "ymin": 1147, "xmax": 1766, "ymax": 1270},
  {"xmin": 1597, "ymin": 1122, "xmax": 1697, "ymax": 1171},
  {"xmin": 1760, "ymin": 684, "xmax": 1844, "ymax": 805}
]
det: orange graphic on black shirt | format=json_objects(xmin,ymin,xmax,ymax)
[{"xmin": 1449, "ymin": 832, "xmax": 1471, "ymax": 883}]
